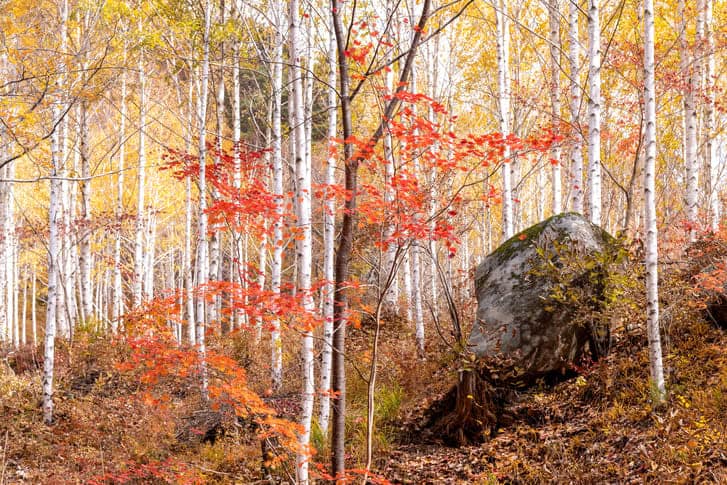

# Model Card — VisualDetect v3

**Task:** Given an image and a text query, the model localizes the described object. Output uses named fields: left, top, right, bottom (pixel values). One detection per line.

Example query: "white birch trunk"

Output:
left=112, top=50, right=127, bottom=332
left=568, top=0, right=584, bottom=213
left=319, top=10, right=337, bottom=434
left=703, top=0, right=718, bottom=231
left=185, top=71, right=196, bottom=345
left=133, top=44, right=147, bottom=307
left=587, top=0, right=601, bottom=226
left=403, top=251, right=413, bottom=324
left=255, top=228, right=267, bottom=339
left=270, top=0, right=284, bottom=393
left=496, top=0, right=513, bottom=239
left=382, top=0, right=399, bottom=312
left=79, top=101, right=93, bottom=322
left=144, top=211, right=156, bottom=300
left=13, top=239, right=19, bottom=347
left=643, top=0, right=666, bottom=403
left=409, top=66, right=426, bottom=356
left=196, top=0, right=212, bottom=397
left=21, top=268, right=27, bottom=345
left=549, top=0, right=562, bottom=214
left=680, top=0, right=698, bottom=240
left=290, top=0, right=315, bottom=480
left=208, top=9, right=226, bottom=326
left=412, top=245, right=425, bottom=356
left=32, top=268, right=37, bottom=346
left=232, top=35, right=244, bottom=331
left=43, top=0, right=68, bottom=424
left=0, top=167, right=5, bottom=344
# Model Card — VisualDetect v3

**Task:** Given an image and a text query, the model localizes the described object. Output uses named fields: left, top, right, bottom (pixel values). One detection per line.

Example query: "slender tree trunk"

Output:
left=382, top=0, right=399, bottom=313
left=255, top=227, right=267, bottom=339
left=196, top=0, right=213, bottom=397
left=643, top=0, right=666, bottom=403
left=290, top=0, right=315, bottom=480
left=270, top=0, right=284, bottom=392
left=496, top=0, right=513, bottom=239
left=330, top=0, right=432, bottom=476
left=702, top=0, right=718, bottom=231
left=11, top=213, right=18, bottom=348
left=412, top=244, right=425, bottom=355
left=112, top=49, right=127, bottom=332
left=144, top=211, right=156, bottom=300
left=319, top=9, right=337, bottom=434
left=79, top=100, right=93, bottom=322
left=0, top=166, right=6, bottom=344
left=32, top=268, right=37, bottom=346
left=680, top=0, right=698, bottom=240
left=403, top=251, right=413, bottom=324
left=231, top=34, right=243, bottom=332
left=133, top=43, right=147, bottom=307
left=21, top=269, right=26, bottom=345
left=587, top=0, right=601, bottom=225
left=568, top=0, right=584, bottom=213
left=208, top=4, right=226, bottom=326
left=549, top=0, right=562, bottom=214
left=58, top=112, right=71, bottom=339
left=185, top=70, right=196, bottom=345
left=43, top=0, right=68, bottom=424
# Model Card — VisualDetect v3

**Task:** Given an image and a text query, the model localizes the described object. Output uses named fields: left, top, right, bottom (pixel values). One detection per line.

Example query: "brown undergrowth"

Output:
left=378, top=262, right=727, bottom=484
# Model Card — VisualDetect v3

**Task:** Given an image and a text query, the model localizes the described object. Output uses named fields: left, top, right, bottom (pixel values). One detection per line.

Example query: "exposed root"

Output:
left=425, top=368, right=499, bottom=446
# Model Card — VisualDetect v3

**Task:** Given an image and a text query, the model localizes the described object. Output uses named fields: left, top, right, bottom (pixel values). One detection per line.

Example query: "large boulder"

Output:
left=469, top=213, right=617, bottom=384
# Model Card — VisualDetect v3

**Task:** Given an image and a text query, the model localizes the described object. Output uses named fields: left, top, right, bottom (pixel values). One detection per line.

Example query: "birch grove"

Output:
left=1, top=0, right=726, bottom=480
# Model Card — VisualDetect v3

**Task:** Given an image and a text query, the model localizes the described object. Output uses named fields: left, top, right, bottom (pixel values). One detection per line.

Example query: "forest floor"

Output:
left=376, top=317, right=727, bottom=483
left=1, top=264, right=726, bottom=483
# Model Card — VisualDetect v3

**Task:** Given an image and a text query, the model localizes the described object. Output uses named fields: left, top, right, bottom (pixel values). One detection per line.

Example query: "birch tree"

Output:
left=78, top=99, right=93, bottom=323
left=196, top=0, right=212, bottom=396
left=208, top=2, right=226, bottom=326
left=702, top=0, right=719, bottom=231
left=548, top=0, right=562, bottom=214
left=112, top=46, right=128, bottom=333
left=496, top=0, right=513, bottom=239
left=318, top=6, right=337, bottom=435
left=679, top=0, right=698, bottom=240
left=382, top=0, right=399, bottom=313
left=643, top=0, right=666, bottom=403
left=43, top=0, right=69, bottom=424
left=289, top=0, right=315, bottom=480
left=269, top=0, right=284, bottom=393
left=133, top=41, right=147, bottom=308
left=568, top=0, right=584, bottom=213
left=587, top=0, right=601, bottom=225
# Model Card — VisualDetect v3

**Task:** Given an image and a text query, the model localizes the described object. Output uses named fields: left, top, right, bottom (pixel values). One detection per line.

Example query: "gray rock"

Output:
left=469, top=213, right=616, bottom=383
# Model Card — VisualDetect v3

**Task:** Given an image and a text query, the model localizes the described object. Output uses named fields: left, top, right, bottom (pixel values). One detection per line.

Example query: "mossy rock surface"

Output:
left=470, top=213, right=616, bottom=384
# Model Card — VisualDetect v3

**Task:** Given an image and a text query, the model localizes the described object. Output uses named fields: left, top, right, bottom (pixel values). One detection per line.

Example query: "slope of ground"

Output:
left=378, top=310, right=727, bottom=483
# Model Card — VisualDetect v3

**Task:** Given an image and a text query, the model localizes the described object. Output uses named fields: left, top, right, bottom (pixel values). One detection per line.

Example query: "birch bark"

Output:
left=496, top=0, right=513, bottom=239
left=196, top=0, right=213, bottom=397
left=270, top=0, right=284, bottom=393
left=643, top=0, right=666, bottom=403
left=112, top=48, right=127, bottom=332
left=43, top=0, right=69, bottom=424
left=703, top=0, right=718, bottom=231
left=680, top=0, right=698, bottom=240
left=319, top=9, right=337, bottom=434
left=587, top=0, right=601, bottom=225
left=568, top=0, right=584, bottom=213
left=133, top=43, right=147, bottom=307
left=549, top=0, right=562, bottom=214
left=290, top=0, right=315, bottom=480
